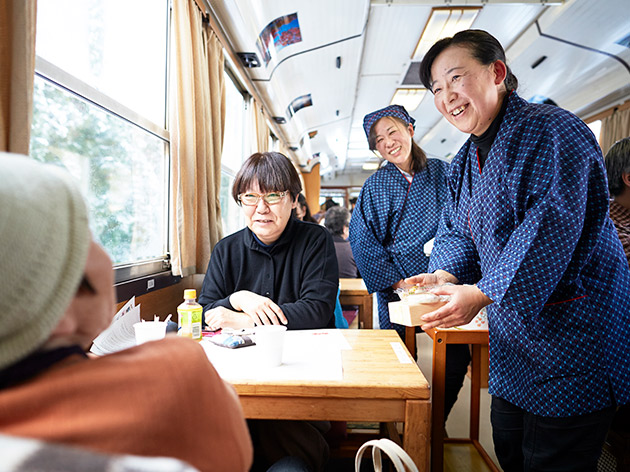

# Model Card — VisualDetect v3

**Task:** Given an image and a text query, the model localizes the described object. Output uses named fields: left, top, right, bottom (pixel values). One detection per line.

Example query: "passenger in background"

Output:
left=313, top=198, right=339, bottom=224
left=603, top=136, right=630, bottom=455
left=0, top=154, right=252, bottom=472
left=324, top=205, right=359, bottom=278
left=605, top=137, right=630, bottom=261
left=349, top=196, right=358, bottom=213
left=414, top=29, right=630, bottom=471
left=348, top=104, right=470, bottom=422
left=295, top=193, right=317, bottom=223
left=199, top=151, right=338, bottom=472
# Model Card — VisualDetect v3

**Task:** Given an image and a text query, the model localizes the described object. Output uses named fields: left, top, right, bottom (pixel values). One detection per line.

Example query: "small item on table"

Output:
left=208, top=333, right=255, bottom=349
left=388, top=285, right=451, bottom=327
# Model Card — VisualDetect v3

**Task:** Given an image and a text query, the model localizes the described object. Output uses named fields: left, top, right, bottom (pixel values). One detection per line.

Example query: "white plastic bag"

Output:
left=355, top=438, right=419, bottom=472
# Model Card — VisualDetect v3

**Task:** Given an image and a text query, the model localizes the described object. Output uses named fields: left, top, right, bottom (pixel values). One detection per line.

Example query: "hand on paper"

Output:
left=229, top=290, right=288, bottom=326
left=205, top=306, right=254, bottom=331
left=417, top=284, right=492, bottom=329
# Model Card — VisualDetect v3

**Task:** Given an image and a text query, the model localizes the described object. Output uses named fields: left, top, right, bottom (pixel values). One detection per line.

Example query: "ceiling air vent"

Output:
left=616, top=32, right=630, bottom=49
left=401, top=61, right=423, bottom=87
left=272, top=116, right=286, bottom=124
left=237, top=52, right=260, bottom=68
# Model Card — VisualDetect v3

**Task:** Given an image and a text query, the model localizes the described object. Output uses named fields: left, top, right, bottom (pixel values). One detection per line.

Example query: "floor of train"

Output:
left=327, top=331, right=623, bottom=472
left=326, top=332, right=498, bottom=471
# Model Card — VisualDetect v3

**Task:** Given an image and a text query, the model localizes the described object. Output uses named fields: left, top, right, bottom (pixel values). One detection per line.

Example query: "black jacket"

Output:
left=199, top=218, right=339, bottom=329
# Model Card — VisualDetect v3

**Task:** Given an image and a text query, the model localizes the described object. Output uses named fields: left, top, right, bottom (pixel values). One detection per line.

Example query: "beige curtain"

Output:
left=600, top=106, right=630, bottom=155
left=169, top=0, right=225, bottom=277
left=0, top=0, right=37, bottom=154
left=251, top=98, right=270, bottom=153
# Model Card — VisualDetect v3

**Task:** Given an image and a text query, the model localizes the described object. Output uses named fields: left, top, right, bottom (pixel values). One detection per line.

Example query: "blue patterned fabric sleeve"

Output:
left=476, top=109, right=607, bottom=313
left=349, top=175, right=403, bottom=293
left=428, top=193, right=482, bottom=284
left=428, top=148, right=481, bottom=283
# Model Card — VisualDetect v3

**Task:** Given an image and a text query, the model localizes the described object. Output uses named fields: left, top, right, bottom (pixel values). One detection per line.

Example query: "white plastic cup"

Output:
left=254, top=325, right=287, bottom=367
left=133, top=321, right=168, bottom=345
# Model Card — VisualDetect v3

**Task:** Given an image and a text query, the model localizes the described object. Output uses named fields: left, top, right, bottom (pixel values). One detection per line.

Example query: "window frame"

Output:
left=218, top=65, right=250, bottom=236
left=32, top=3, right=173, bottom=293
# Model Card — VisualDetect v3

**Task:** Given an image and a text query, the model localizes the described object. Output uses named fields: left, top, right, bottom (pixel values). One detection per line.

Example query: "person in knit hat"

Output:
left=348, top=104, right=471, bottom=427
left=0, top=154, right=253, bottom=472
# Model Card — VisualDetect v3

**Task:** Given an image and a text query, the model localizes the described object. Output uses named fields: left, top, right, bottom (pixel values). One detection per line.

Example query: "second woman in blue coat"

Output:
left=348, top=104, right=470, bottom=422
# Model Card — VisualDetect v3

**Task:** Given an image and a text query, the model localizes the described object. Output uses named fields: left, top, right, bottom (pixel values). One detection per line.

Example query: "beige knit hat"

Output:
left=0, top=153, right=91, bottom=370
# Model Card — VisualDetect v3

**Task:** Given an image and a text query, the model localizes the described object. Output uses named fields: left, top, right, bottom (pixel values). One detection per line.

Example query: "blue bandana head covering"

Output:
left=362, top=105, right=415, bottom=142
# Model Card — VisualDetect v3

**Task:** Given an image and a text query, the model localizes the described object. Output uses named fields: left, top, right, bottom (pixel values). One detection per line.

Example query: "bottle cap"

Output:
left=184, top=289, right=196, bottom=300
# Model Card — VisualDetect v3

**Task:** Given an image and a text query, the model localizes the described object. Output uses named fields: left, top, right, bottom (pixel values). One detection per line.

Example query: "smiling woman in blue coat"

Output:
left=348, top=105, right=472, bottom=424
left=410, top=30, right=630, bottom=472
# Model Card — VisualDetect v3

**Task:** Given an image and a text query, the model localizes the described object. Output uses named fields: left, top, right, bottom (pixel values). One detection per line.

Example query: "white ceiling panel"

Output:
left=210, top=0, right=630, bottom=182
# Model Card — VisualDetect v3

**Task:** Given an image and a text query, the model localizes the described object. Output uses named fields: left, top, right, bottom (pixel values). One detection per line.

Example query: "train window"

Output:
left=30, top=0, right=170, bottom=282
left=588, top=120, right=602, bottom=144
left=221, top=71, right=246, bottom=174
left=34, top=0, right=168, bottom=125
left=220, top=71, right=247, bottom=235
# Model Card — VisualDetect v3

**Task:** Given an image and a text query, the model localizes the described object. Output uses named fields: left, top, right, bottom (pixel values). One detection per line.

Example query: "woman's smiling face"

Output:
left=373, top=116, right=415, bottom=173
left=429, top=45, right=507, bottom=137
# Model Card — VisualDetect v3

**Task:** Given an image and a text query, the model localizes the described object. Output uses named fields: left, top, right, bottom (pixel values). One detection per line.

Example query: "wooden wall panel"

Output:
left=115, top=274, right=205, bottom=321
left=301, top=163, right=321, bottom=215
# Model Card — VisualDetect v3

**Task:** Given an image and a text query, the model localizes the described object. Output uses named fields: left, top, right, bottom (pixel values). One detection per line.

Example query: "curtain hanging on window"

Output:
left=169, top=0, right=225, bottom=277
left=600, top=105, right=630, bottom=156
left=251, top=99, right=270, bottom=153
left=0, top=0, right=36, bottom=154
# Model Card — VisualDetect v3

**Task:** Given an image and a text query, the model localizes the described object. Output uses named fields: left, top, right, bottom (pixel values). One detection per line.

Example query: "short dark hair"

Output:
left=297, top=193, right=317, bottom=223
left=232, top=152, right=302, bottom=203
left=605, top=137, right=630, bottom=197
left=367, top=115, right=427, bottom=173
left=419, top=29, right=518, bottom=94
left=324, top=206, right=351, bottom=236
left=323, top=198, right=338, bottom=211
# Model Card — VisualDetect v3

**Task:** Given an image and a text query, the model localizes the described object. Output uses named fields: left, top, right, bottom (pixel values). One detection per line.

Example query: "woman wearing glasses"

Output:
left=199, top=151, right=338, bottom=332
left=199, top=152, right=338, bottom=472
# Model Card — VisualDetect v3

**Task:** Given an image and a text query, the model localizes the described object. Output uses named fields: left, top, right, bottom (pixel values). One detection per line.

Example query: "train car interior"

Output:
left=2, top=0, right=630, bottom=470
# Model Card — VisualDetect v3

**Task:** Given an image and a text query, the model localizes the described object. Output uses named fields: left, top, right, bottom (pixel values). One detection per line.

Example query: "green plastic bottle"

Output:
left=177, top=289, right=202, bottom=341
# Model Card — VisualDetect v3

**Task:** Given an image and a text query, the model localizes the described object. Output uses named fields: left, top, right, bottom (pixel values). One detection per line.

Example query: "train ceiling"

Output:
left=208, top=0, right=630, bottom=183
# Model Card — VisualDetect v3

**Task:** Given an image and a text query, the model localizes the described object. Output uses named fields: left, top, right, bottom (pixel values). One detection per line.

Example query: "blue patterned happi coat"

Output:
left=429, top=92, right=630, bottom=416
left=349, top=159, right=449, bottom=337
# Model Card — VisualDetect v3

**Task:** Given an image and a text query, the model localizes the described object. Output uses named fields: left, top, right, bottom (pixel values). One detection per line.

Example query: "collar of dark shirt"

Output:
left=470, top=93, right=510, bottom=169
left=0, top=345, right=87, bottom=389
left=246, top=216, right=299, bottom=252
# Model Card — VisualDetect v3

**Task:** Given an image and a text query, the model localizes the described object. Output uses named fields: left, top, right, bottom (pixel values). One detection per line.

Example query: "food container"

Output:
left=388, top=292, right=447, bottom=327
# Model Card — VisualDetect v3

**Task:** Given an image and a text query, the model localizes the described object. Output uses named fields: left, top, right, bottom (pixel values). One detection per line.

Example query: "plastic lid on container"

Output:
left=184, top=289, right=197, bottom=299
left=406, top=293, right=440, bottom=304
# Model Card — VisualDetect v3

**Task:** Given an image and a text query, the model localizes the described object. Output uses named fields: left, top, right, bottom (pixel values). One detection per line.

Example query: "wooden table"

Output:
left=206, top=329, right=431, bottom=469
left=339, top=278, right=373, bottom=329
left=423, top=327, right=499, bottom=472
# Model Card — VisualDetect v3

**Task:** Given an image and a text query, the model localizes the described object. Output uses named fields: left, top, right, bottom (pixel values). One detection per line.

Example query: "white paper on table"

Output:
left=201, top=329, right=351, bottom=382
left=390, top=342, right=413, bottom=364
left=90, top=299, right=141, bottom=355
left=114, top=296, right=135, bottom=321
